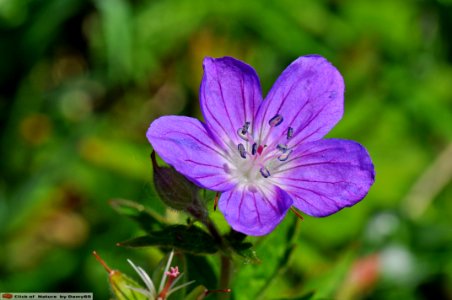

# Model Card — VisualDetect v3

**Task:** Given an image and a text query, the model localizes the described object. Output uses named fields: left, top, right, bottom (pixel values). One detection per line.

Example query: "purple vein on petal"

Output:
left=214, top=63, right=236, bottom=140
left=250, top=75, right=257, bottom=129
left=276, top=147, right=333, bottom=168
left=282, top=182, right=350, bottom=200
left=275, top=80, right=299, bottom=115
left=238, top=189, right=245, bottom=221
left=272, top=177, right=349, bottom=185
left=204, top=102, right=228, bottom=137
left=164, top=130, right=229, bottom=161
left=202, top=84, right=236, bottom=152
left=274, top=161, right=357, bottom=174
left=291, top=193, right=333, bottom=215
left=240, top=72, right=247, bottom=127
left=285, top=184, right=343, bottom=208
left=225, top=190, right=234, bottom=210
left=296, top=147, right=333, bottom=159
left=263, top=93, right=329, bottom=152
left=255, top=185, right=280, bottom=215
left=193, top=174, right=224, bottom=180
left=279, top=100, right=330, bottom=149
left=292, top=101, right=330, bottom=140
left=270, top=132, right=327, bottom=169
left=258, top=77, right=299, bottom=143
left=259, top=63, right=316, bottom=144
left=209, top=178, right=235, bottom=189
left=252, top=192, right=262, bottom=226
left=184, top=159, right=224, bottom=169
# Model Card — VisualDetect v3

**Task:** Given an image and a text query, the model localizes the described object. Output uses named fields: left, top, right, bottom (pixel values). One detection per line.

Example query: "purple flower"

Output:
left=147, top=55, right=375, bottom=236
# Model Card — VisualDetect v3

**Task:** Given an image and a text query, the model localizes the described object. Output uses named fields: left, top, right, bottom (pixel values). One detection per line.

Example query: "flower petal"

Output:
left=200, top=57, right=262, bottom=148
left=273, top=139, right=375, bottom=217
left=147, top=116, right=235, bottom=191
left=255, top=55, right=344, bottom=148
left=218, top=184, right=293, bottom=236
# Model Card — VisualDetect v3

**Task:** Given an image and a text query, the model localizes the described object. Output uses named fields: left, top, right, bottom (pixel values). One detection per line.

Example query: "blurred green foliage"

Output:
left=1, top=0, right=451, bottom=299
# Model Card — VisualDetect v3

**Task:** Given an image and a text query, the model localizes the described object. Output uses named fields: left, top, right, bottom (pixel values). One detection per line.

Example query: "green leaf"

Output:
left=255, top=244, right=297, bottom=299
left=118, top=225, right=219, bottom=254
left=186, top=254, right=217, bottom=290
left=224, top=230, right=261, bottom=264
left=109, top=198, right=165, bottom=232
left=232, top=216, right=301, bottom=299
left=307, top=249, right=356, bottom=300
left=231, top=242, right=260, bottom=265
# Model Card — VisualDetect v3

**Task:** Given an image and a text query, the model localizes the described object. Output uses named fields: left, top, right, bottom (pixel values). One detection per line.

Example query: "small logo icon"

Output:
left=2, top=294, right=13, bottom=299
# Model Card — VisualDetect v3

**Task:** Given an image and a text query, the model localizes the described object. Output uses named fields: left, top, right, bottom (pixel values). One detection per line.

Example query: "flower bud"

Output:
left=151, top=152, right=207, bottom=220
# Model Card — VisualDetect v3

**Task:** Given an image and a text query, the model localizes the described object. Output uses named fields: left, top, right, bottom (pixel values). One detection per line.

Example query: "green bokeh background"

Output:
left=1, top=0, right=451, bottom=299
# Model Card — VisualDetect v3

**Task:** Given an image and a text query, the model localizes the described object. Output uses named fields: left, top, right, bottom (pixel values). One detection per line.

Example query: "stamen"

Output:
left=238, top=143, right=247, bottom=159
left=257, top=145, right=264, bottom=155
left=251, top=143, right=258, bottom=155
left=276, top=144, right=289, bottom=153
left=237, top=128, right=248, bottom=141
left=237, top=122, right=251, bottom=141
left=259, top=166, right=271, bottom=178
left=278, top=149, right=293, bottom=161
left=287, top=127, right=294, bottom=139
left=269, top=114, right=283, bottom=127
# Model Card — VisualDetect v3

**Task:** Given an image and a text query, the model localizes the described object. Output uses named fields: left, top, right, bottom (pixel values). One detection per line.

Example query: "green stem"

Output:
left=188, top=199, right=232, bottom=298
left=219, top=255, right=232, bottom=300
left=199, top=216, right=232, bottom=299
left=203, top=218, right=224, bottom=247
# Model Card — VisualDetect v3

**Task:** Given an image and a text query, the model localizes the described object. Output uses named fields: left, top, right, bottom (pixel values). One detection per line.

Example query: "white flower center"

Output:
left=225, top=115, right=294, bottom=186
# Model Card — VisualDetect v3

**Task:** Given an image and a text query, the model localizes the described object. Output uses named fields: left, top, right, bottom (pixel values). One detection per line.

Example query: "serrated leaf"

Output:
left=109, top=198, right=165, bottom=232
left=118, top=225, right=218, bottom=254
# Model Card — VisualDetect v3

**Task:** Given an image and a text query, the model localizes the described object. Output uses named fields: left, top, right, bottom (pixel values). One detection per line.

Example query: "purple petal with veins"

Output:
left=200, top=57, right=262, bottom=150
left=254, top=55, right=344, bottom=150
left=218, top=185, right=292, bottom=236
left=272, top=139, right=375, bottom=217
left=147, top=116, right=236, bottom=192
